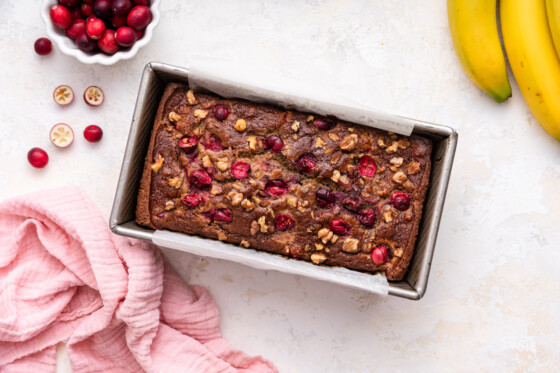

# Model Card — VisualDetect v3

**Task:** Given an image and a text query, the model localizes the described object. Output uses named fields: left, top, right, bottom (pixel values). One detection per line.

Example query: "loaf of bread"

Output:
left=136, top=83, right=432, bottom=281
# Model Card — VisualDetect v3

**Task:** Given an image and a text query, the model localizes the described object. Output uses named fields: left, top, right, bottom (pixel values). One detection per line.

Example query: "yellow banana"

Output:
left=447, top=0, right=511, bottom=102
left=501, top=0, right=560, bottom=141
left=546, top=0, right=560, bottom=58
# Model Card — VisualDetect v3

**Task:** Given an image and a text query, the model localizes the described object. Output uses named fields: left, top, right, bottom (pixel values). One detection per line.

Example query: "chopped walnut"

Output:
left=232, top=182, right=244, bottom=191
left=390, top=157, right=404, bottom=167
left=386, top=141, right=399, bottom=154
left=339, top=175, right=349, bottom=185
left=394, top=248, right=403, bottom=258
left=151, top=154, right=164, bottom=173
left=324, top=148, right=334, bottom=155
left=234, top=119, right=247, bottom=132
left=304, top=244, right=311, bottom=251
left=407, top=161, right=421, bottom=175
left=318, top=228, right=333, bottom=244
left=403, top=180, right=415, bottom=190
left=227, top=191, right=243, bottom=205
left=389, top=166, right=398, bottom=172
left=392, top=171, right=407, bottom=184
left=186, top=90, right=198, bottom=105
left=398, top=139, right=411, bottom=149
left=331, top=151, right=342, bottom=165
left=252, top=196, right=262, bottom=206
left=217, top=231, right=227, bottom=241
left=331, top=170, right=341, bottom=182
left=267, top=207, right=275, bottom=218
left=383, top=210, right=393, bottom=223
left=241, top=199, right=255, bottom=212
left=250, top=221, right=259, bottom=235
left=342, top=238, right=359, bottom=253
left=377, top=138, right=387, bottom=148
left=314, top=243, right=324, bottom=251
left=216, top=160, right=229, bottom=172
left=193, top=109, right=208, bottom=123
left=287, top=195, right=298, bottom=208
left=306, top=115, right=314, bottom=123
left=348, top=127, right=355, bottom=132
left=240, top=240, right=250, bottom=248
left=315, top=137, right=327, bottom=148
left=292, top=134, right=298, bottom=141
left=311, top=253, right=327, bottom=264
left=258, top=216, right=268, bottom=233
left=328, top=133, right=340, bottom=142
left=331, top=234, right=339, bottom=243
left=165, top=200, right=175, bottom=210
left=340, top=134, right=358, bottom=151
left=202, top=155, right=213, bottom=169
left=168, top=177, right=182, bottom=189
left=247, top=136, right=258, bottom=151
left=210, top=184, right=223, bottom=195
left=168, top=112, right=182, bottom=122
left=291, top=120, right=300, bottom=132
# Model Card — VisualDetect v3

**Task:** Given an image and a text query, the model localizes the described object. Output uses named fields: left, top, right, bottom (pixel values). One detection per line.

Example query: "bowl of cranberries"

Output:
left=41, top=0, right=160, bottom=65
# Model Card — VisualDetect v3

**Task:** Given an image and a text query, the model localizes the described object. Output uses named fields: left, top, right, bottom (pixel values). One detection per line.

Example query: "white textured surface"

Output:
left=2, top=1, right=560, bottom=372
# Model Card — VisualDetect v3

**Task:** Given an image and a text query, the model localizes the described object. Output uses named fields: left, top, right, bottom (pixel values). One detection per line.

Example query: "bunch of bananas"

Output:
left=448, top=0, right=560, bottom=141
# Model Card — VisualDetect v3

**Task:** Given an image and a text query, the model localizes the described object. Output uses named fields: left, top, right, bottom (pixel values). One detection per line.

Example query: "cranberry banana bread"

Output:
left=136, top=83, right=432, bottom=281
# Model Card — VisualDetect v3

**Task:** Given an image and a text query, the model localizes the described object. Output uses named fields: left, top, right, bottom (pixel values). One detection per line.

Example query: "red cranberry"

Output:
left=27, top=148, right=49, bottom=168
left=210, top=208, right=232, bottom=222
left=115, top=26, right=136, bottom=47
left=83, top=125, right=103, bottom=142
left=93, top=0, right=112, bottom=19
left=274, top=214, right=294, bottom=231
left=343, top=197, right=362, bottom=212
left=50, top=5, right=72, bottom=29
left=315, top=188, right=336, bottom=208
left=136, top=29, right=144, bottom=39
left=182, top=193, right=202, bottom=208
left=98, top=29, right=119, bottom=54
left=330, top=219, right=351, bottom=236
left=65, top=19, right=86, bottom=39
left=371, top=245, right=389, bottom=264
left=203, top=135, right=224, bottom=151
left=264, top=135, right=284, bottom=153
left=34, top=38, right=53, bottom=55
left=83, top=0, right=95, bottom=3
left=296, top=154, right=316, bottom=174
left=70, top=7, right=83, bottom=21
left=190, top=169, right=212, bottom=188
left=313, top=116, right=337, bottom=130
left=358, top=209, right=376, bottom=227
left=357, top=155, right=377, bottom=177
left=178, top=135, right=198, bottom=153
left=112, top=0, right=131, bottom=16
left=132, top=0, right=150, bottom=5
left=60, top=0, right=80, bottom=7
left=231, top=161, right=251, bottom=179
left=86, top=17, right=106, bottom=40
left=213, top=105, right=230, bottom=121
left=391, top=191, right=411, bottom=211
left=111, top=15, right=127, bottom=28
left=76, top=31, right=96, bottom=52
left=265, top=180, right=288, bottom=196
left=81, top=3, right=94, bottom=17
left=127, top=5, right=152, bottom=30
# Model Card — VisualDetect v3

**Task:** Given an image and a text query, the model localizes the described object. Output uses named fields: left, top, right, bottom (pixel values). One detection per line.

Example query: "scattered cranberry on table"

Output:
left=34, top=38, right=53, bottom=55
left=83, top=125, right=103, bottom=142
left=84, top=86, right=104, bottom=106
left=27, top=148, right=49, bottom=168
left=53, top=85, right=74, bottom=106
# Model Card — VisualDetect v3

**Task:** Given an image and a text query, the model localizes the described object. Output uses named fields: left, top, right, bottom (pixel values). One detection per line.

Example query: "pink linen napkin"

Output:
left=0, top=187, right=277, bottom=373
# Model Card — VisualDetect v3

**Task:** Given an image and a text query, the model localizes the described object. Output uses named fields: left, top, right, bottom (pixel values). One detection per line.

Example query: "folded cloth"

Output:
left=0, top=187, right=277, bottom=373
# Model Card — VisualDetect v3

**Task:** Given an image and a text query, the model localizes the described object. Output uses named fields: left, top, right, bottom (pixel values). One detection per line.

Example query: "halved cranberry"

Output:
left=264, top=135, right=284, bottom=153
left=210, top=208, right=232, bottom=222
left=231, top=161, right=251, bottom=179
left=178, top=135, right=198, bottom=153
left=371, top=245, right=389, bottom=264
left=204, top=135, right=224, bottom=151
left=182, top=193, right=202, bottom=207
left=358, top=209, right=376, bottom=227
left=391, top=191, right=411, bottom=211
left=296, top=154, right=316, bottom=174
left=189, top=169, right=212, bottom=188
left=265, top=180, right=288, bottom=196
left=313, top=116, right=337, bottom=130
left=357, top=155, right=377, bottom=177
left=213, top=105, right=229, bottom=120
left=274, top=214, right=294, bottom=231
left=315, top=188, right=336, bottom=208
left=343, top=197, right=362, bottom=212
left=330, top=219, right=351, bottom=236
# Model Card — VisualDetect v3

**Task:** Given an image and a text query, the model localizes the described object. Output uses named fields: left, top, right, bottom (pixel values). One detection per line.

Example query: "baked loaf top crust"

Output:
left=137, top=83, right=432, bottom=281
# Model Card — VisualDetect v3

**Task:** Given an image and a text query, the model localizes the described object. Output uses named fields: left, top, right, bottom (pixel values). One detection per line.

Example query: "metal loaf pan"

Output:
left=110, top=62, right=458, bottom=300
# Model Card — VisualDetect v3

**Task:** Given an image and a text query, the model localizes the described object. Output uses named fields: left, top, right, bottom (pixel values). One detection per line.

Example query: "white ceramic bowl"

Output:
left=41, top=0, right=160, bottom=65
